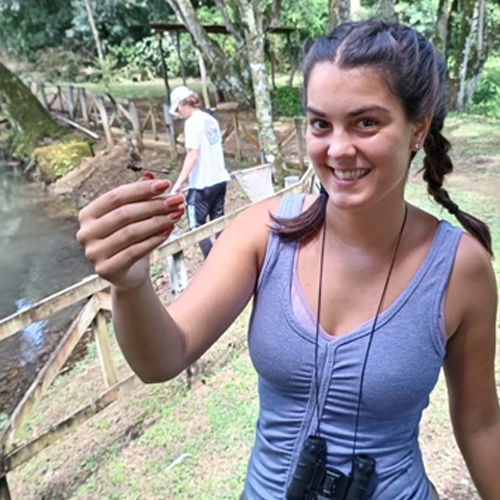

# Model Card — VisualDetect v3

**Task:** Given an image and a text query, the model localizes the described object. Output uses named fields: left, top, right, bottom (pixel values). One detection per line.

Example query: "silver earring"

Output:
left=415, top=140, right=422, bottom=150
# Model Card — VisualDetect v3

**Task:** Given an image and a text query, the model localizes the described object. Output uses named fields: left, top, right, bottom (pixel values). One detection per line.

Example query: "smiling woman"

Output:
left=76, top=19, right=500, bottom=500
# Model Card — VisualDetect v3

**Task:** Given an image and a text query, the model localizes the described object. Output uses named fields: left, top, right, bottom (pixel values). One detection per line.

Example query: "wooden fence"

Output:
left=27, top=83, right=307, bottom=169
left=0, top=164, right=315, bottom=499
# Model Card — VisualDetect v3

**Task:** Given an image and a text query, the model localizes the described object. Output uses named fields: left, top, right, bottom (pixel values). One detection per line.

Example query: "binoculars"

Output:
left=286, top=436, right=375, bottom=500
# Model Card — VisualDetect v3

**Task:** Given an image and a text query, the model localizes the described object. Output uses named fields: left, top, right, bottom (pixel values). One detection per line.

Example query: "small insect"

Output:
left=125, top=161, right=169, bottom=176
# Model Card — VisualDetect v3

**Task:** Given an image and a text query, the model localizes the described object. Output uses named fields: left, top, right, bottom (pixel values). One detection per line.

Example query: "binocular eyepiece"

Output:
left=286, top=436, right=375, bottom=500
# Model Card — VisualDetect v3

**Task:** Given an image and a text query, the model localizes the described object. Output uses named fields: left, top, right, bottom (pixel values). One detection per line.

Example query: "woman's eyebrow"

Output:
left=306, top=105, right=392, bottom=117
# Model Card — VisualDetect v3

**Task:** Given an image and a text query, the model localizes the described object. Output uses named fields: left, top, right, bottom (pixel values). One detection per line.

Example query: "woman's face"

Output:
left=305, top=62, right=425, bottom=213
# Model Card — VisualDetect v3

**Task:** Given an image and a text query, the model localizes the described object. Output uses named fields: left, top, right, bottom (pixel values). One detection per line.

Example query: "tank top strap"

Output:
left=256, top=194, right=304, bottom=292
left=413, top=220, right=463, bottom=355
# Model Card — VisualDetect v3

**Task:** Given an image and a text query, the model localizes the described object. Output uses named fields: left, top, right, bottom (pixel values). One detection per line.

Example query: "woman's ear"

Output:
left=411, top=115, right=433, bottom=152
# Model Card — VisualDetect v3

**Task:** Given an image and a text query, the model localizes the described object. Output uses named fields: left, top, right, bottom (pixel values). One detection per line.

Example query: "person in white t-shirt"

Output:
left=170, top=86, right=231, bottom=258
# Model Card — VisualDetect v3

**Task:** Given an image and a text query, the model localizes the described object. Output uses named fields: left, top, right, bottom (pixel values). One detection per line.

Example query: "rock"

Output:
left=33, top=141, right=94, bottom=182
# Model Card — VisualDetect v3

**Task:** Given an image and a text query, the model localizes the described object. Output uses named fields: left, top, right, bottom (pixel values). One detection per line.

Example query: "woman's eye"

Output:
left=310, top=119, right=330, bottom=131
left=358, top=118, right=378, bottom=128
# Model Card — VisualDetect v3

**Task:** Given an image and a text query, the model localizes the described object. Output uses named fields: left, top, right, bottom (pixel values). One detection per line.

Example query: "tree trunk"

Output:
left=351, top=0, right=361, bottom=21
left=240, top=0, right=286, bottom=184
left=82, top=0, right=104, bottom=61
left=379, top=0, right=396, bottom=21
left=165, top=0, right=251, bottom=103
left=436, top=0, right=449, bottom=59
left=456, top=0, right=480, bottom=112
left=0, top=61, right=66, bottom=156
left=329, top=0, right=350, bottom=30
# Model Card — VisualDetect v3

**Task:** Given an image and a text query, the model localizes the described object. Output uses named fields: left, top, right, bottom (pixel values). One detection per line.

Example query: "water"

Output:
left=0, top=158, right=94, bottom=417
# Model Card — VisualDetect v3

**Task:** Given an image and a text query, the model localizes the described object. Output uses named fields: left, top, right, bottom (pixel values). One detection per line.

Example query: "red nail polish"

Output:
left=152, top=180, right=171, bottom=193
left=170, top=209, right=185, bottom=219
left=141, top=172, right=155, bottom=180
left=165, top=195, right=184, bottom=207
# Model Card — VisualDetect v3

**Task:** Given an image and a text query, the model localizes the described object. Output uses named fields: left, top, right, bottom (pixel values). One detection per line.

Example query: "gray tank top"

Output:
left=243, top=194, right=463, bottom=500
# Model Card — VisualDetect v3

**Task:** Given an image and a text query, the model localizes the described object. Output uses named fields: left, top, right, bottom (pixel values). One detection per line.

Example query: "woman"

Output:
left=77, top=20, right=500, bottom=500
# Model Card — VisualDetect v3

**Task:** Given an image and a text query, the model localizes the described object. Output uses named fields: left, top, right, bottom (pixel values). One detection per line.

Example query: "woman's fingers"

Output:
left=84, top=206, right=185, bottom=264
left=79, top=179, right=171, bottom=221
left=79, top=194, right=185, bottom=242
left=93, top=232, right=171, bottom=283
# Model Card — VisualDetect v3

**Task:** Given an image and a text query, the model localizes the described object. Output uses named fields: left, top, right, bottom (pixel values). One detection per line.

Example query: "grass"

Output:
left=8, top=113, right=500, bottom=499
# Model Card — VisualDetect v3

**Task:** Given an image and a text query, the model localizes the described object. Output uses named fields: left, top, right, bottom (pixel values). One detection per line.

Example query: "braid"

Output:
left=422, top=116, right=493, bottom=256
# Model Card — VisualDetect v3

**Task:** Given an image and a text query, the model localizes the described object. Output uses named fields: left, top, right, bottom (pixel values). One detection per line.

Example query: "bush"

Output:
left=469, top=66, right=500, bottom=119
left=35, top=48, right=91, bottom=83
left=271, top=86, right=303, bottom=118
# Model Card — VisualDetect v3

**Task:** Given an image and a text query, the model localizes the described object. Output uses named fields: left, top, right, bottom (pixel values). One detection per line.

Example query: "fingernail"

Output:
left=141, top=172, right=155, bottom=180
left=161, top=227, right=174, bottom=237
left=169, top=208, right=185, bottom=219
left=165, top=195, right=184, bottom=207
left=152, top=180, right=171, bottom=193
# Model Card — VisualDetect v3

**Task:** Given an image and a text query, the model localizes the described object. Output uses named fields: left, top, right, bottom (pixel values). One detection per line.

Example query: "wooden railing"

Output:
left=26, top=82, right=307, bottom=169
left=0, top=164, right=315, bottom=499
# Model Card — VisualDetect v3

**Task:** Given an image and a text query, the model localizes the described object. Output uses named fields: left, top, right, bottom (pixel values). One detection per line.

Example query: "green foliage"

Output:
left=271, top=86, right=303, bottom=118
left=469, top=59, right=500, bottom=119
left=34, top=48, right=91, bottom=83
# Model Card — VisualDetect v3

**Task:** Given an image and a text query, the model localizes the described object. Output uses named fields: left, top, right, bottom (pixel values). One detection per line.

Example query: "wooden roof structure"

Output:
left=148, top=22, right=295, bottom=36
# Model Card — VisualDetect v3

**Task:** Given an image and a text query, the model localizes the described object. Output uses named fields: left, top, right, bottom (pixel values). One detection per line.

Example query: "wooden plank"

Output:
left=0, top=275, right=107, bottom=342
left=278, top=126, right=296, bottom=148
left=240, top=122, right=260, bottom=149
left=67, top=86, right=75, bottom=120
left=1, top=375, right=140, bottom=474
left=233, top=113, right=241, bottom=160
left=95, top=96, right=114, bottom=149
left=80, top=88, right=90, bottom=127
left=141, top=109, right=152, bottom=133
left=151, top=105, right=158, bottom=141
left=221, top=123, right=234, bottom=143
left=38, top=83, right=49, bottom=110
left=98, top=292, right=112, bottom=311
left=94, top=311, right=118, bottom=388
left=128, top=101, right=144, bottom=151
left=0, top=294, right=101, bottom=448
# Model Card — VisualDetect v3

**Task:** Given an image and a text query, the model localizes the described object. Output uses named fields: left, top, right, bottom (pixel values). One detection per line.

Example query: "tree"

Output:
left=0, top=61, right=66, bottom=156
left=329, top=0, right=351, bottom=29
left=82, top=0, right=104, bottom=61
left=165, top=0, right=251, bottom=103
left=379, top=0, right=396, bottom=21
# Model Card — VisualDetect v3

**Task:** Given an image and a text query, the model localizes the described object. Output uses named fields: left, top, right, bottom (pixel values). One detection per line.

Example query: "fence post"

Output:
left=233, top=113, right=241, bottom=161
left=294, top=117, right=306, bottom=173
left=80, top=88, right=90, bottom=127
left=38, top=83, right=49, bottom=111
left=166, top=232, right=200, bottom=387
left=67, top=86, right=75, bottom=120
left=150, top=103, right=158, bottom=141
left=0, top=476, right=11, bottom=500
left=128, top=101, right=144, bottom=152
left=95, top=96, right=114, bottom=149
left=93, top=310, right=118, bottom=388
left=57, top=85, right=65, bottom=113
left=163, top=103, right=178, bottom=161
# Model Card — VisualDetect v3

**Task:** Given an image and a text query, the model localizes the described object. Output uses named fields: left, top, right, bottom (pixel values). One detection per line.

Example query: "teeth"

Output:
left=335, top=169, right=369, bottom=180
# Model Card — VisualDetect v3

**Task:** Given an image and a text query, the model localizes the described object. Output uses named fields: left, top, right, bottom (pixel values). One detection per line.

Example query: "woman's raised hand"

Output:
left=76, top=178, right=185, bottom=291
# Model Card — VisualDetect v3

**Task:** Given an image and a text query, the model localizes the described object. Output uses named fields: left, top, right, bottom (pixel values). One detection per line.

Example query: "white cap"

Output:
left=169, top=86, right=194, bottom=114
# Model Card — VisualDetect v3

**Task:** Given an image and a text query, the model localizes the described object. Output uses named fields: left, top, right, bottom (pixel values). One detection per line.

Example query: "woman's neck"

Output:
left=324, top=198, right=409, bottom=253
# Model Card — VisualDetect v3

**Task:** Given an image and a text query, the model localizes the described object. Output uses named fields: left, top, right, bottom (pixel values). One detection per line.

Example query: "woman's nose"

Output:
left=327, top=130, right=356, bottom=160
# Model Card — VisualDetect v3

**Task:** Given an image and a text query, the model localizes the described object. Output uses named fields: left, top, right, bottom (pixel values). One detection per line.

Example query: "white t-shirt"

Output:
left=184, top=110, right=231, bottom=190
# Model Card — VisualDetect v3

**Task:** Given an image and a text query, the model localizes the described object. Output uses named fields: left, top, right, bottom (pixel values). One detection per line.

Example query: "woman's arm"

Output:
left=444, top=234, right=500, bottom=499
left=77, top=178, right=279, bottom=383
left=113, top=199, right=276, bottom=382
